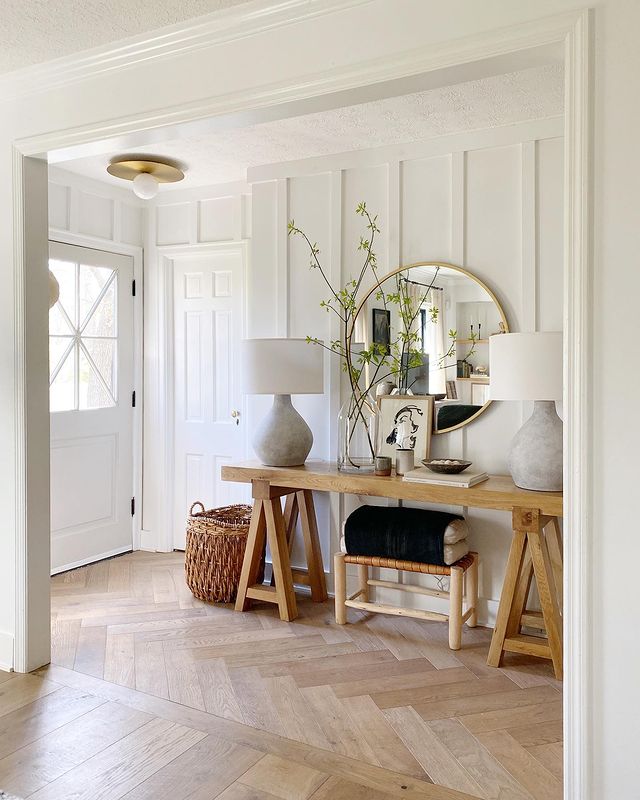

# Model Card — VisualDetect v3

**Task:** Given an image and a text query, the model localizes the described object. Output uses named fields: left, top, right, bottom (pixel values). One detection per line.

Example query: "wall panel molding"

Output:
left=276, top=178, right=290, bottom=337
left=388, top=161, right=400, bottom=269
left=451, top=150, right=465, bottom=264
left=521, top=139, right=538, bottom=332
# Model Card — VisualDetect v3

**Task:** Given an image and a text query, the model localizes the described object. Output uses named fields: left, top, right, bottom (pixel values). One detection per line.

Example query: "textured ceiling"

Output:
left=0, top=0, right=254, bottom=73
left=59, top=64, right=564, bottom=190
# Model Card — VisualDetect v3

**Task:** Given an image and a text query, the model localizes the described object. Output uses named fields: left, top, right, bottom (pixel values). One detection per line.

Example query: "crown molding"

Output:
left=0, top=0, right=372, bottom=101
left=17, top=10, right=579, bottom=159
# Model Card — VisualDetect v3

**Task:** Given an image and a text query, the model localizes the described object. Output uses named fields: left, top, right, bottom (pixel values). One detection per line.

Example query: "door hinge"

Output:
left=131, top=390, right=136, bottom=408
left=131, top=497, right=135, bottom=517
left=132, top=279, right=136, bottom=297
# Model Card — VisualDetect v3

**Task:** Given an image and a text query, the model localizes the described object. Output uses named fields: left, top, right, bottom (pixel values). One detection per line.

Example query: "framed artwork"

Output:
left=377, top=394, right=434, bottom=462
left=446, top=380, right=458, bottom=400
left=372, top=308, right=391, bottom=354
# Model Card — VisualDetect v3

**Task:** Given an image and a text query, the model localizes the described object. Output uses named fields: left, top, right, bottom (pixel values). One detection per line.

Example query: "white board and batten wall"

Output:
left=246, top=118, right=564, bottom=625
left=48, top=167, right=145, bottom=248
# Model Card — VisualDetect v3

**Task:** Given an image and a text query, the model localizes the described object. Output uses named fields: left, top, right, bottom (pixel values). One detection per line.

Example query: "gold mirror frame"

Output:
left=348, top=261, right=510, bottom=435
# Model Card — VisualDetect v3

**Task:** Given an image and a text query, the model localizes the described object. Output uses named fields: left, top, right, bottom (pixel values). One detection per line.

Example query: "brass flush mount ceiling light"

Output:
left=107, top=156, right=185, bottom=199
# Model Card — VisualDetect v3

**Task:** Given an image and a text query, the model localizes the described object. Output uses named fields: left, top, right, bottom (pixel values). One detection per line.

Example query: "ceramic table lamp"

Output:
left=490, top=332, right=563, bottom=491
left=241, top=338, right=324, bottom=466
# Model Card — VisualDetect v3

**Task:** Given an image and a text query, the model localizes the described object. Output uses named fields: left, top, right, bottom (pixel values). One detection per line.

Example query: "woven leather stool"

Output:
left=334, top=551, right=479, bottom=650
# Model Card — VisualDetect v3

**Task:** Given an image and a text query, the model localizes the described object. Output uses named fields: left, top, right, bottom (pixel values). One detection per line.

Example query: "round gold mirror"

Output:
left=349, top=261, right=509, bottom=434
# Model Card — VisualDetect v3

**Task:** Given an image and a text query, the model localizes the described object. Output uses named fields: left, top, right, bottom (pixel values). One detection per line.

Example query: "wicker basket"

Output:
left=185, top=502, right=262, bottom=603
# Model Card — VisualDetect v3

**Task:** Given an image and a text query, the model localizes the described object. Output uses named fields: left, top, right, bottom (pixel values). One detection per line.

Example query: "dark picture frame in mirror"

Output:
left=372, top=308, right=391, bottom=355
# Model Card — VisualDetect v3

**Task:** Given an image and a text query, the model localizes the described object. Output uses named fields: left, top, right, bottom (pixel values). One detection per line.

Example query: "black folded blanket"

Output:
left=344, top=505, right=463, bottom=566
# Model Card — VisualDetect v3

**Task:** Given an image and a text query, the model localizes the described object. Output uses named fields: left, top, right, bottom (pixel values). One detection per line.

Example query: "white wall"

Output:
left=1, top=1, right=640, bottom=796
left=244, top=119, right=564, bottom=623
left=143, top=182, right=252, bottom=551
left=48, top=167, right=145, bottom=248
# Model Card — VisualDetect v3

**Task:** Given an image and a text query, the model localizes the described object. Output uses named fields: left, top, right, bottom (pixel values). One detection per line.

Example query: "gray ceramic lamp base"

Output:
left=508, top=400, right=563, bottom=491
left=252, top=394, right=313, bottom=467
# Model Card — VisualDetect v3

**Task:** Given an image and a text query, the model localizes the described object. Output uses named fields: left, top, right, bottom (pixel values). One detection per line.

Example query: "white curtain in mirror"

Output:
left=425, top=288, right=446, bottom=395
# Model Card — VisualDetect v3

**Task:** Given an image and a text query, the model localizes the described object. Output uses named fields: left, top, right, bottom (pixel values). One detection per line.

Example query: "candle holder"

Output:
left=374, top=456, right=392, bottom=476
left=395, top=449, right=415, bottom=476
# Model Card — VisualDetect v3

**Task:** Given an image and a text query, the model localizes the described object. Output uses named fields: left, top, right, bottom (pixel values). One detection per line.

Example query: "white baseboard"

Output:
left=0, top=631, right=14, bottom=672
left=478, top=598, right=499, bottom=629
left=138, top=530, right=159, bottom=552
left=50, top=546, right=132, bottom=575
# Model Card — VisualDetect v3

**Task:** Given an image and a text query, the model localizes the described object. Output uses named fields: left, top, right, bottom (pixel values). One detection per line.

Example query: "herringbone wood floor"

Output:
left=44, top=551, right=563, bottom=799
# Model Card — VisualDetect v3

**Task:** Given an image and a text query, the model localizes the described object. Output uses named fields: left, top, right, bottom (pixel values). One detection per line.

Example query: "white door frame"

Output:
left=11, top=8, right=592, bottom=799
left=148, top=240, right=249, bottom=554
left=49, top=233, right=144, bottom=552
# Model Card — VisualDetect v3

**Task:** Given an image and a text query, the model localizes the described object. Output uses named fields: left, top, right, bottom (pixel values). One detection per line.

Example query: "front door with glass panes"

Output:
left=49, top=241, right=135, bottom=573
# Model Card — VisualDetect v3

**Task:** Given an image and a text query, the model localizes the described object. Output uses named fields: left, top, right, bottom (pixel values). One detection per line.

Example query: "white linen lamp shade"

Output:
left=240, top=338, right=324, bottom=466
left=241, top=338, right=323, bottom=395
left=489, top=332, right=563, bottom=491
left=490, top=332, right=562, bottom=401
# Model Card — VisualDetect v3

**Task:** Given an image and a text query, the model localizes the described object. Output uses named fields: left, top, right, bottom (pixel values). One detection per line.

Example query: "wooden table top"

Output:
left=221, top=461, right=563, bottom=517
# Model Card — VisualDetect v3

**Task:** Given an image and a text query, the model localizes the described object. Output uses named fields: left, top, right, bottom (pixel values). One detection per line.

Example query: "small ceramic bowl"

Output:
left=422, top=459, right=472, bottom=474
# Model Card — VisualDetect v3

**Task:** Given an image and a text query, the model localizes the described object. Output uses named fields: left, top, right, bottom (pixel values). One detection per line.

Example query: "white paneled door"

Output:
left=49, top=242, right=135, bottom=573
left=173, top=247, right=248, bottom=549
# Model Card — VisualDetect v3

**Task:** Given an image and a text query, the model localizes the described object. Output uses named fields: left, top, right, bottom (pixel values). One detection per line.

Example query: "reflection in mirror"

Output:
left=353, top=262, right=508, bottom=434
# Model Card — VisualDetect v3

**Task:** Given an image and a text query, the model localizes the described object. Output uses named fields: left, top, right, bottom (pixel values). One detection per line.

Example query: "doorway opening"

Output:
left=10, top=7, right=582, bottom=800
left=45, top=52, right=568, bottom=800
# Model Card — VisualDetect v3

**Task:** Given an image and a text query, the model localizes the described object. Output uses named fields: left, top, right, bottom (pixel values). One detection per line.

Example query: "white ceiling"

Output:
left=0, top=0, right=254, bottom=74
left=58, top=64, right=564, bottom=191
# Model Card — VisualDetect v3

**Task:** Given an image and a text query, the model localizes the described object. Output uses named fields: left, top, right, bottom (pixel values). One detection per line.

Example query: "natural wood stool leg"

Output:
left=528, top=529, right=563, bottom=679
left=235, top=498, right=267, bottom=612
left=264, top=495, right=297, bottom=621
left=298, top=490, right=328, bottom=602
left=334, top=552, right=347, bottom=624
left=487, top=528, right=527, bottom=667
left=449, top=565, right=464, bottom=650
left=466, top=553, right=478, bottom=627
left=357, top=564, right=369, bottom=602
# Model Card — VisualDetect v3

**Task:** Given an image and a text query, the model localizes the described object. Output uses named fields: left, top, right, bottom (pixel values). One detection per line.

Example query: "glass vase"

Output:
left=337, top=391, right=380, bottom=472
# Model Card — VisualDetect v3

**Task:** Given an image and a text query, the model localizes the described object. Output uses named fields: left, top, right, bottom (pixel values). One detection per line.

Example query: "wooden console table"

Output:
left=221, top=461, right=563, bottom=677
